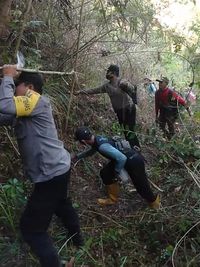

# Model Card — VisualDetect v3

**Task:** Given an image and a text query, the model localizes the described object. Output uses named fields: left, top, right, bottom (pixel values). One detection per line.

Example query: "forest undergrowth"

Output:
left=1, top=0, right=200, bottom=266
left=0, top=92, right=200, bottom=267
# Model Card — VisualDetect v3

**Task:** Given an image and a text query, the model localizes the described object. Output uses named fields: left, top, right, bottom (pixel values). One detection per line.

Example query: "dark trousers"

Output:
left=159, top=108, right=178, bottom=139
left=20, top=170, right=81, bottom=267
left=100, top=150, right=155, bottom=203
left=115, top=105, right=140, bottom=148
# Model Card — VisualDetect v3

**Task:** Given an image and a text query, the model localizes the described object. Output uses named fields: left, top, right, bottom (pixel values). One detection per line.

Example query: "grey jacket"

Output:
left=0, top=76, right=70, bottom=183
left=80, top=78, right=137, bottom=111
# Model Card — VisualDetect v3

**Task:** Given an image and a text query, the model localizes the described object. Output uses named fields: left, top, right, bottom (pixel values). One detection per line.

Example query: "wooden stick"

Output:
left=0, top=66, right=75, bottom=75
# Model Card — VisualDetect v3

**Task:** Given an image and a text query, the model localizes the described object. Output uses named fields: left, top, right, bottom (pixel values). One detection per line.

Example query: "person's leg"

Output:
left=124, top=106, right=140, bottom=148
left=56, top=197, right=83, bottom=247
left=20, top=180, right=61, bottom=267
left=125, top=151, right=158, bottom=204
left=116, top=107, right=140, bottom=148
left=22, top=233, right=60, bottom=267
left=48, top=171, right=83, bottom=247
left=98, top=161, right=120, bottom=205
left=100, top=161, right=116, bottom=185
left=158, top=110, right=168, bottom=137
left=166, top=113, right=177, bottom=139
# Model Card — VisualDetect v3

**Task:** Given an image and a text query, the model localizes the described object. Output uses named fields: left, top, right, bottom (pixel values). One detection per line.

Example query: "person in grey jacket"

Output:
left=0, top=65, right=83, bottom=267
left=75, top=64, right=140, bottom=148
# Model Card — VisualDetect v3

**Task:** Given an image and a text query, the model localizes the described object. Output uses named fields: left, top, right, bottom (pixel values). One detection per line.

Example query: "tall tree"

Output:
left=0, top=0, right=12, bottom=37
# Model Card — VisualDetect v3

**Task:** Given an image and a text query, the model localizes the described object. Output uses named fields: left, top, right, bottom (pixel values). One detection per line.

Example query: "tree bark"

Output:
left=0, top=0, right=13, bottom=37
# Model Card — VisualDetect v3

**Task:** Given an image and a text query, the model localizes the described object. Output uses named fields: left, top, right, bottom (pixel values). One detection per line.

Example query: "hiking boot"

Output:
left=149, top=195, right=161, bottom=210
left=97, top=183, right=119, bottom=206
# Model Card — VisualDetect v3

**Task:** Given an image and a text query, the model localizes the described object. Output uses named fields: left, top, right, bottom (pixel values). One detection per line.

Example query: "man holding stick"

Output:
left=0, top=65, right=83, bottom=267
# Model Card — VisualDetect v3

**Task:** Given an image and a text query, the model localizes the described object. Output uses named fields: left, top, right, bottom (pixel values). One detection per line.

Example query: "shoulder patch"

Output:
left=14, top=90, right=40, bottom=116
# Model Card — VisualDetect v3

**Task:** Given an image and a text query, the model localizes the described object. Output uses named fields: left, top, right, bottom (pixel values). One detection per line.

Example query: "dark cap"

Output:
left=74, top=127, right=92, bottom=141
left=156, top=76, right=169, bottom=84
left=107, top=64, right=119, bottom=76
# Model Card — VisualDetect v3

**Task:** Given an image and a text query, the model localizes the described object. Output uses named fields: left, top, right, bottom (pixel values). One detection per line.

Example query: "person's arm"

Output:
left=75, top=147, right=97, bottom=161
left=119, top=80, right=137, bottom=104
left=172, top=91, right=186, bottom=106
left=0, top=65, right=41, bottom=117
left=75, top=84, right=107, bottom=95
left=0, top=75, right=17, bottom=115
left=172, top=91, right=191, bottom=116
left=98, top=143, right=127, bottom=173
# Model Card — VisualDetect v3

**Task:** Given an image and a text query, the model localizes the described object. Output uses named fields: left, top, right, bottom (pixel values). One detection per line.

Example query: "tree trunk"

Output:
left=0, top=0, right=13, bottom=37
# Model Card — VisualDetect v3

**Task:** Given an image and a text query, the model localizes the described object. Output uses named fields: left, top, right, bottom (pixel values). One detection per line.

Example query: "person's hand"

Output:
left=71, top=153, right=78, bottom=164
left=66, top=257, right=75, bottom=267
left=2, top=64, right=18, bottom=78
left=186, top=106, right=192, bottom=117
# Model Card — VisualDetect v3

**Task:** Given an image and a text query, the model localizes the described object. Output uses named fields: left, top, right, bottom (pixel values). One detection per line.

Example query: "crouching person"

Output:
left=74, top=127, right=160, bottom=209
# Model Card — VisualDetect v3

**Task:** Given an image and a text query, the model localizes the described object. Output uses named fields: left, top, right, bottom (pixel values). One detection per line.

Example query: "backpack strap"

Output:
left=167, top=89, right=179, bottom=107
left=112, top=136, right=131, bottom=153
left=118, top=79, right=137, bottom=104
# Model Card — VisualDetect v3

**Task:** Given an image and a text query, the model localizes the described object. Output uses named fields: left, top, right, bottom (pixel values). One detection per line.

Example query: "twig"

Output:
left=171, top=220, right=200, bottom=267
left=58, top=233, right=76, bottom=254
left=177, top=156, right=200, bottom=189
left=100, top=233, right=105, bottom=267
left=148, top=178, right=164, bottom=192
left=3, top=127, right=20, bottom=157
left=0, top=66, right=75, bottom=75
left=85, top=210, right=127, bottom=229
